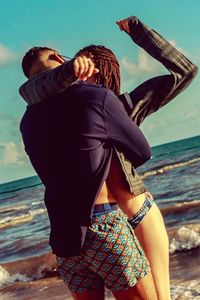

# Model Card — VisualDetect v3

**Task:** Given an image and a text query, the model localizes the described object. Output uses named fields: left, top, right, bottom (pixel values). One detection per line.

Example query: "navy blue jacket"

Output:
left=20, top=82, right=151, bottom=257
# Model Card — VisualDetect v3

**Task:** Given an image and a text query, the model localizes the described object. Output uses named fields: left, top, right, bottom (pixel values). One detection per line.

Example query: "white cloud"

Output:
left=0, top=142, right=26, bottom=166
left=0, top=44, right=16, bottom=66
left=120, top=39, right=188, bottom=91
left=121, top=49, right=162, bottom=79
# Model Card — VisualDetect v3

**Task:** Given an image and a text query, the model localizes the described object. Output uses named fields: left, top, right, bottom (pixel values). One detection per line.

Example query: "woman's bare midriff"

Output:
left=95, top=156, right=147, bottom=214
left=95, top=182, right=117, bottom=204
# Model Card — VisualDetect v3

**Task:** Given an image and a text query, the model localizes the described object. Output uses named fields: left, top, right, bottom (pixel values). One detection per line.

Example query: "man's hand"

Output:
left=116, top=18, right=131, bottom=34
left=73, top=56, right=99, bottom=81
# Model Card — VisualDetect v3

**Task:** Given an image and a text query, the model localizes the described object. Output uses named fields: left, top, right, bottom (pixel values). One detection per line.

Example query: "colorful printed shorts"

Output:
left=56, top=206, right=150, bottom=293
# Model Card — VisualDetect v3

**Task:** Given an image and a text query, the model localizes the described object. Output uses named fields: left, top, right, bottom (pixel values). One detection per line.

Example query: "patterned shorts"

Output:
left=56, top=207, right=150, bottom=293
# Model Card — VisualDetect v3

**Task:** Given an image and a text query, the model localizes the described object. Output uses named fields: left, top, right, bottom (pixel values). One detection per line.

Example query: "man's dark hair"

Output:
left=21, top=46, right=55, bottom=78
left=75, top=45, right=120, bottom=96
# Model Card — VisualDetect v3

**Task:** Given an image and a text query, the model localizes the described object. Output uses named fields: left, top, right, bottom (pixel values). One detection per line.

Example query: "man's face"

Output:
left=29, top=49, right=65, bottom=77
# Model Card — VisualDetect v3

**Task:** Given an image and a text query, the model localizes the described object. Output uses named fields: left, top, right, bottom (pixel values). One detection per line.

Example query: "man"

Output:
left=19, top=15, right=197, bottom=300
left=20, top=43, right=161, bottom=299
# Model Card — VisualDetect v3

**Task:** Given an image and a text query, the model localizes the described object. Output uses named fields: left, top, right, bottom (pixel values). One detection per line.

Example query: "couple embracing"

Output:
left=19, top=15, right=197, bottom=300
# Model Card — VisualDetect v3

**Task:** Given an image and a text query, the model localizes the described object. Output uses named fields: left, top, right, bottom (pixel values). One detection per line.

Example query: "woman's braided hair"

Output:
left=75, top=45, right=120, bottom=96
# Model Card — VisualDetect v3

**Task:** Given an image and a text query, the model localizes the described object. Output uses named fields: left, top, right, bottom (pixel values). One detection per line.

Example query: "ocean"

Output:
left=0, top=135, right=200, bottom=299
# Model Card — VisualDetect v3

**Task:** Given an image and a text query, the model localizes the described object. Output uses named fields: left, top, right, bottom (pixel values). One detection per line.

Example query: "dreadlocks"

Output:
left=75, top=45, right=120, bottom=96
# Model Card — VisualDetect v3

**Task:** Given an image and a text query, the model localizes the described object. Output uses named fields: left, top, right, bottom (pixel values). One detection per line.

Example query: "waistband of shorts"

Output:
left=92, top=203, right=119, bottom=218
left=93, top=203, right=118, bottom=213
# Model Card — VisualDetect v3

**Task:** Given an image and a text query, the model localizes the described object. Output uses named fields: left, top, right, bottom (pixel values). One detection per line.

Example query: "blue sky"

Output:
left=0, top=0, right=200, bottom=183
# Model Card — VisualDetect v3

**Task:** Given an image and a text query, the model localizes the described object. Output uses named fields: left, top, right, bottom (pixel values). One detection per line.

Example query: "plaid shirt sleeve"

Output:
left=119, top=16, right=198, bottom=125
left=19, top=59, right=77, bottom=105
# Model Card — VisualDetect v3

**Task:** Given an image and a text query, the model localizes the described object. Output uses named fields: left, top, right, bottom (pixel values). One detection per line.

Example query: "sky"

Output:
left=0, top=0, right=200, bottom=183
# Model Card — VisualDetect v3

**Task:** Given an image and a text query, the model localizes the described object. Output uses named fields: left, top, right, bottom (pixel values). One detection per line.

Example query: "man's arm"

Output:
left=118, top=16, right=198, bottom=125
left=19, top=60, right=76, bottom=105
left=19, top=57, right=98, bottom=105
left=104, top=90, right=151, bottom=168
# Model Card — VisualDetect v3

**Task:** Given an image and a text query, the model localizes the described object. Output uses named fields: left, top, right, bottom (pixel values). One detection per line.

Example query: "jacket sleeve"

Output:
left=19, top=59, right=78, bottom=105
left=119, top=16, right=198, bottom=126
left=104, top=90, right=151, bottom=168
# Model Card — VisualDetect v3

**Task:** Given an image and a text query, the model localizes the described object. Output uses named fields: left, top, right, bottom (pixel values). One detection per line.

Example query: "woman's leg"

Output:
left=134, top=201, right=171, bottom=300
left=107, top=158, right=171, bottom=299
left=116, top=194, right=170, bottom=300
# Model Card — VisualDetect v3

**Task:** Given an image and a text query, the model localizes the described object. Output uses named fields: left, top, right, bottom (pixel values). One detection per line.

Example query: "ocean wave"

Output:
left=31, top=200, right=43, bottom=206
left=0, top=183, right=42, bottom=195
left=171, top=280, right=200, bottom=300
left=141, top=156, right=200, bottom=179
left=0, top=208, right=47, bottom=229
left=29, top=208, right=47, bottom=216
left=0, top=253, right=57, bottom=286
left=154, top=145, right=199, bottom=159
left=161, top=200, right=200, bottom=215
left=0, top=266, right=30, bottom=286
left=169, top=224, right=200, bottom=254
left=0, top=205, right=28, bottom=214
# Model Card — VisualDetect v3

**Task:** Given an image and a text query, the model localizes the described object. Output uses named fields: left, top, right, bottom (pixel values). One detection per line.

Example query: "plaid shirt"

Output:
left=19, top=16, right=197, bottom=196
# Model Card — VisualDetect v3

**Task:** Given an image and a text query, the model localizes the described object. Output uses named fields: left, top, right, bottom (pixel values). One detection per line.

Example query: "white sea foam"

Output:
left=0, top=266, right=30, bottom=286
left=141, top=156, right=200, bottom=179
left=171, top=280, right=200, bottom=299
left=0, top=205, right=28, bottom=214
left=0, top=208, right=47, bottom=228
left=169, top=226, right=200, bottom=254
left=31, top=200, right=43, bottom=206
left=29, top=208, right=46, bottom=216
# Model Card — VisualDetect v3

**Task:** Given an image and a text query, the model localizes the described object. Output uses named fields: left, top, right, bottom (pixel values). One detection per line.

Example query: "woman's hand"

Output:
left=116, top=18, right=131, bottom=34
left=73, top=56, right=99, bottom=81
